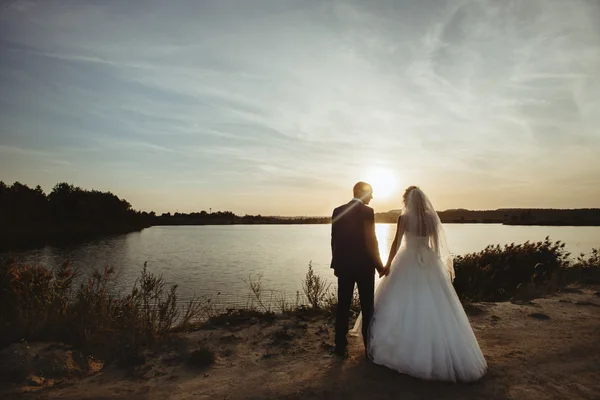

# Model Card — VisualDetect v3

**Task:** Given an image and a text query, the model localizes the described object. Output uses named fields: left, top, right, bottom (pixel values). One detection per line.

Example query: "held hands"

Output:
left=378, top=264, right=391, bottom=278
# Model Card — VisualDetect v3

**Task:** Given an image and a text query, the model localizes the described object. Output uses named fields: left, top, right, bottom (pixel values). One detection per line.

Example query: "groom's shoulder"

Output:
left=332, top=201, right=356, bottom=215
left=333, top=202, right=350, bottom=214
left=332, top=204, right=343, bottom=216
left=332, top=201, right=373, bottom=216
left=359, top=202, right=374, bottom=212
left=363, top=204, right=375, bottom=216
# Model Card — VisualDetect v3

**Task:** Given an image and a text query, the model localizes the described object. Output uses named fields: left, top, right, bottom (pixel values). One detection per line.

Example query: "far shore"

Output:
left=152, top=220, right=600, bottom=227
left=150, top=207, right=600, bottom=227
left=3, top=181, right=599, bottom=251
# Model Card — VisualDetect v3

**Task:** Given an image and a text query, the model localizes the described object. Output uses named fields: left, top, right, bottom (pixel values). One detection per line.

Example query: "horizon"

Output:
left=1, top=0, right=600, bottom=216
left=4, top=179, right=600, bottom=218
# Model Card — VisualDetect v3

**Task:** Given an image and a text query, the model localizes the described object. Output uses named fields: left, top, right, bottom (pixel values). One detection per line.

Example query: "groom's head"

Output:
left=353, top=181, right=373, bottom=205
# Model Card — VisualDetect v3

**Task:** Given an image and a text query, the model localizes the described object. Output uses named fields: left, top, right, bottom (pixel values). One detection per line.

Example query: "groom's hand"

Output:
left=378, top=266, right=390, bottom=278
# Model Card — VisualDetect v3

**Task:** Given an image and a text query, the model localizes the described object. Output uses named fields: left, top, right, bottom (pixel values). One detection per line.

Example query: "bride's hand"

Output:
left=379, top=266, right=390, bottom=278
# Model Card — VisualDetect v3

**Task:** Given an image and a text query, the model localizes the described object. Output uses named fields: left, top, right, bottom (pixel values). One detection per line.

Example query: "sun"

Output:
left=363, top=167, right=398, bottom=199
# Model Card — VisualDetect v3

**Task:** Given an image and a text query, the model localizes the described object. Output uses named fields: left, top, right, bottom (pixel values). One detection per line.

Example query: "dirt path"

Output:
left=3, top=287, right=599, bottom=400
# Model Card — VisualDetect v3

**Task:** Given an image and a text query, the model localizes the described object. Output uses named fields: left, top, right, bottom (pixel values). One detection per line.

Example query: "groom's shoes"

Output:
left=330, top=346, right=348, bottom=358
left=334, top=347, right=349, bottom=358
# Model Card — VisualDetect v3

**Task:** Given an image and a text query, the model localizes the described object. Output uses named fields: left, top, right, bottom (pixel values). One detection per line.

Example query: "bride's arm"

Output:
left=385, top=215, right=404, bottom=269
left=430, top=213, right=440, bottom=255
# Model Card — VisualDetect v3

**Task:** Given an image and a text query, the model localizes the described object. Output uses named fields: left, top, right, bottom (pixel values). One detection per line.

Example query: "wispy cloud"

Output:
left=1, top=0, right=599, bottom=214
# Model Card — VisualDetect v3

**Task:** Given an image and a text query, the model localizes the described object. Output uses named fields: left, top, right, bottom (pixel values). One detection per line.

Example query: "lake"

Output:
left=2, top=224, right=599, bottom=306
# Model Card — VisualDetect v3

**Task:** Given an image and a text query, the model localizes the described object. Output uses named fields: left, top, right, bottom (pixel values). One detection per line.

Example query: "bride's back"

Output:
left=402, top=211, right=437, bottom=237
left=396, top=186, right=455, bottom=281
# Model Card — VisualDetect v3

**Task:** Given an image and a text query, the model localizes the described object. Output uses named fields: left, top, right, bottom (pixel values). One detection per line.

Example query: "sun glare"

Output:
left=364, top=167, right=398, bottom=199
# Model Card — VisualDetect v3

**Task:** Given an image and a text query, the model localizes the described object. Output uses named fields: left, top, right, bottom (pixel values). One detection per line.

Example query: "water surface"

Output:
left=3, top=224, right=598, bottom=305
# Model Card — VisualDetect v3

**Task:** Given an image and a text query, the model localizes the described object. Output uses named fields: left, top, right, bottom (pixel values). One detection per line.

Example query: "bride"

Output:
left=351, top=186, right=487, bottom=382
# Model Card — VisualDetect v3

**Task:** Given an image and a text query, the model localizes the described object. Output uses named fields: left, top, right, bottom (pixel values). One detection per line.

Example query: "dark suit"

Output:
left=331, top=200, right=383, bottom=351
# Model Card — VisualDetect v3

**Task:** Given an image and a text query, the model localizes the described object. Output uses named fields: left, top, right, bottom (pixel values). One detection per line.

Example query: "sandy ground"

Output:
left=2, top=286, right=599, bottom=400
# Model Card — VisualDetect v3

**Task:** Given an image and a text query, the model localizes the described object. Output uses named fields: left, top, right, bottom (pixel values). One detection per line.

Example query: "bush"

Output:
left=569, top=248, right=600, bottom=284
left=453, top=237, right=578, bottom=301
left=0, top=261, right=76, bottom=343
left=302, top=262, right=331, bottom=309
left=0, top=260, right=207, bottom=364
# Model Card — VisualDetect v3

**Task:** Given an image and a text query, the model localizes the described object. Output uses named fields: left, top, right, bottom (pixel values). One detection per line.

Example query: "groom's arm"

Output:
left=331, top=208, right=339, bottom=253
left=365, top=208, right=384, bottom=273
left=331, top=208, right=339, bottom=271
left=385, top=215, right=404, bottom=268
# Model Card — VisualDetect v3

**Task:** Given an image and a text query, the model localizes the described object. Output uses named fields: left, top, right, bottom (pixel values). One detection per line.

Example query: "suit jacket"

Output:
left=331, top=200, right=383, bottom=277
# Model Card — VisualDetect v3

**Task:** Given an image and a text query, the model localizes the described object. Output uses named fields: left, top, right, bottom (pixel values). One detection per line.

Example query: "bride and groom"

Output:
left=330, top=182, right=487, bottom=382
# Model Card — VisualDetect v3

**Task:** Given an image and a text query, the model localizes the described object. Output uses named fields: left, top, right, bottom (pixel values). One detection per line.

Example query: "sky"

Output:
left=1, top=0, right=599, bottom=216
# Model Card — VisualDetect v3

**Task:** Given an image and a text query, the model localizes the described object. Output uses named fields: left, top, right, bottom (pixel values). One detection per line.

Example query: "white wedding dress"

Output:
left=351, top=189, right=487, bottom=382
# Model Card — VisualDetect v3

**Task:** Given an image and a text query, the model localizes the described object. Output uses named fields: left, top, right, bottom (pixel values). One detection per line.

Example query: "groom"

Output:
left=331, top=181, right=386, bottom=357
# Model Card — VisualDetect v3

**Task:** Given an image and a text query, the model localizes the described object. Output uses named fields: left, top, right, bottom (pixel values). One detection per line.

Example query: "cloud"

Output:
left=0, top=0, right=599, bottom=214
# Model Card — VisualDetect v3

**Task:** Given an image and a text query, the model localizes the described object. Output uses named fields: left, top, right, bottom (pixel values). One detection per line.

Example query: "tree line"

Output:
left=154, top=211, right=329, bottom=225
left=0, top=181, right=153, bottom=249
left=2, top=180, right=599, bottom=250
left=375, top=208, right=600, bottom=225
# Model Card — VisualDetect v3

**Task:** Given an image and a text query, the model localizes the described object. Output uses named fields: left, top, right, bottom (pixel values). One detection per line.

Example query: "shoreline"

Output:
left=1, top=240, right=598, bottom=398
left=2, top=286, right=599, bottom=399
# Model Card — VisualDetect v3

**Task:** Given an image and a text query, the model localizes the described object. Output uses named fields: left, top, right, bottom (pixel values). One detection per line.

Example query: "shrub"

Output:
left=0, top=260, right=207, bottom=364
left=243, top=273, right=271, bottom=312
left=302, top=262, right=331, bottom=309
left=453, top=237, right=572, bottom=301
left=569, top=248, right=600, bottom=284
left=0, top=261, right=76, bottom=343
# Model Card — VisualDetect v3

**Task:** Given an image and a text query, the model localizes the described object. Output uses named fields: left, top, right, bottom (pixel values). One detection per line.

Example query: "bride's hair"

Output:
left=402, top=186, right=432, bottom=235
left=402, top=186, right=420, bottom=210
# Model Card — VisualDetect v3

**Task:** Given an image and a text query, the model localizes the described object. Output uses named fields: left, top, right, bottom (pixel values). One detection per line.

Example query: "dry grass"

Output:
left=0, top=261, right=208, bottom=365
